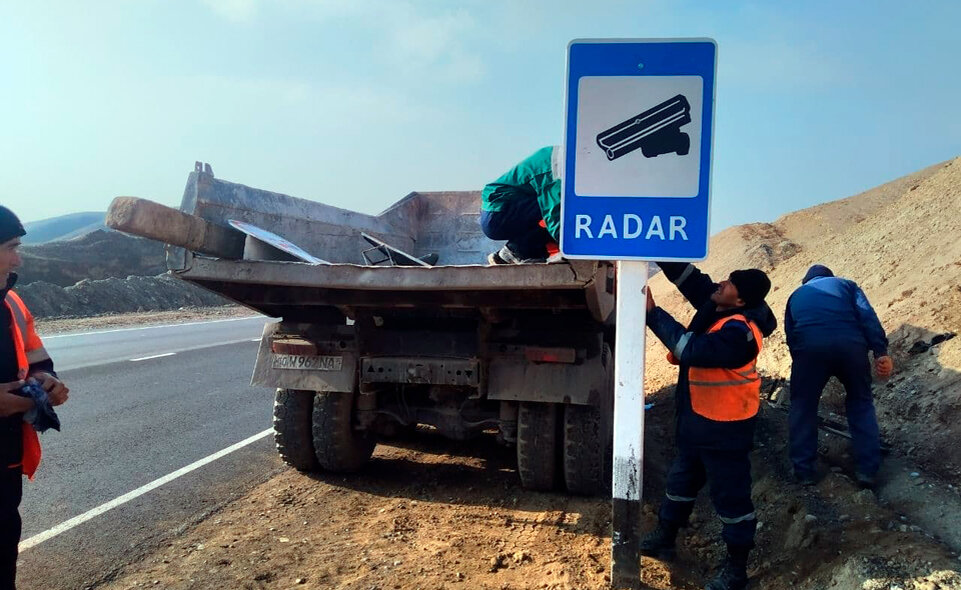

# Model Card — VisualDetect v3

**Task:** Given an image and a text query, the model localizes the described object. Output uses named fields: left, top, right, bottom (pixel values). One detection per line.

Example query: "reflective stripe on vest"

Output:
left=5, top=291, right=43, bottom=479
left=5, top=295, right=29, bottom=381
left=6, top=290, right=49, bottom=367
left=687, top=314, right=763, bottom=422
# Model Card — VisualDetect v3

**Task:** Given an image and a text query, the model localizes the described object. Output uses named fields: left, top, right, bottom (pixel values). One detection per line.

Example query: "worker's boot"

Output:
left=487, top=245, right=546, bottom=265
left=854, top=470, right=877, bottom=489
left=704, top=545, right=750, bottom=590
left=793, top=469, right=817, bottom=487
left=639, top=522, right=678, bottom=561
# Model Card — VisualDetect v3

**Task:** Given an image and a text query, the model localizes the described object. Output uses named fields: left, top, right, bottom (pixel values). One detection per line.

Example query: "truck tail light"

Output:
left=271, top=338, right=318, bottom=355
left=524, top=347, right=576, bottom=364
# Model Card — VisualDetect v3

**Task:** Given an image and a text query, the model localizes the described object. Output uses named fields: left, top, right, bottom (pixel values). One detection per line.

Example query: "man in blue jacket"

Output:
left=785, top=264, right=892, bottom=488
left=642, top=262, right=776, bottom=590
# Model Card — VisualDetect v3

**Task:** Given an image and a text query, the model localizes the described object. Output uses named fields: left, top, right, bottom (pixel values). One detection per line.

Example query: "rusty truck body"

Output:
left=107, top=163, right=617, bottom=495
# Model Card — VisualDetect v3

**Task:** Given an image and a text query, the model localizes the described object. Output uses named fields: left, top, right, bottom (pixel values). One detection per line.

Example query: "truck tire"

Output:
left=273, top=389, right=319, bottom=472
left=312, top=392, right=376, bottom=472
left=563, top=344, right=614, bottom=495
left=517, top=402, right=561, bottom=491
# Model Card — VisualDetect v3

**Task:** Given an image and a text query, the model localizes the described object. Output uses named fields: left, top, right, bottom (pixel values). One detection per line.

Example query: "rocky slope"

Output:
left=15, top=229, right=231, bottom=318
left=17, top=274, right=229, bottom=318
left=18, top=229, right=166, bottom=287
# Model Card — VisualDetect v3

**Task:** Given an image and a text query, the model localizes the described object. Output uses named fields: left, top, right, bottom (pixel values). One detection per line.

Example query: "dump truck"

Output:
left=106, top=162, right=617, bottom=495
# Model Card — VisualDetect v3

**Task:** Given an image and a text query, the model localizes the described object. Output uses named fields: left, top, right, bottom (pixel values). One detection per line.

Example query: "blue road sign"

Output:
left=559, top=39, right=717, bottom=261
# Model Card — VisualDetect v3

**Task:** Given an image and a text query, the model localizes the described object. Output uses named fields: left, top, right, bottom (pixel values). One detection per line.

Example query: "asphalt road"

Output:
left=16, top=318, right=288, bottom=590
left=42, top=316, right=273, bottom=371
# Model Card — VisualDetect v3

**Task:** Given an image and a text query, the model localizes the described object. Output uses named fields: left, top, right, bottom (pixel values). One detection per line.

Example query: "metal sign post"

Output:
left=611, top=261, right=647, bottom=589
left=558, top=38, right=717, bottom=589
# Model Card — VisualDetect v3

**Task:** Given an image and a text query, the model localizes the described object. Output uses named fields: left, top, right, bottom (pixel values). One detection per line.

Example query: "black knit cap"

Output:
left=0, top=206, right=26, bottom=244
left=729, top=268, right=771, bottom=307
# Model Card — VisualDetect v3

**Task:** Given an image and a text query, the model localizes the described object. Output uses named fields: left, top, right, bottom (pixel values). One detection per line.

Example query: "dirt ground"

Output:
left=92, top=394, right=961, bottom=590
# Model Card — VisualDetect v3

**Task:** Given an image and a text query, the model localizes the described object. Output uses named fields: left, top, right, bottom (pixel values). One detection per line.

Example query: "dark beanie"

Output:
left=0, top=206, right=26, bottom=244
left=729, top=269, right=771, bottom=307
left=802, top=264, right=834, bottom=284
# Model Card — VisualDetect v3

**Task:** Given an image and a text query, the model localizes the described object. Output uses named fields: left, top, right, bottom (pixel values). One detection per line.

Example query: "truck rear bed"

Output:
left=110, top=163, right=614, bottom=321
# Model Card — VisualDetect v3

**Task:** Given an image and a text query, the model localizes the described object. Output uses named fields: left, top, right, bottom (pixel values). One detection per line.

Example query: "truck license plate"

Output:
left=272, top=354, right=344, bottom=371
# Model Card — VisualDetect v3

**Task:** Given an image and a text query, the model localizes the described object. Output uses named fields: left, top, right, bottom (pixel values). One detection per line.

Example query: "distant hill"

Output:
left=22, top=212, right=106, bottom=244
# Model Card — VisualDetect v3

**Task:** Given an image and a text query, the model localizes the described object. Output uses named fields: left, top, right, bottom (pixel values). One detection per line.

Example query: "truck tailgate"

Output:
left=179, top=257, right=614, bottom=318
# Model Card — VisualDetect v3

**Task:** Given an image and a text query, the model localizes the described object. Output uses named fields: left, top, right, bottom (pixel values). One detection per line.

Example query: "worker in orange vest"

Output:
left=641, top=262, right=775, bottom=590
left=0, top=205, right=69, bottom=590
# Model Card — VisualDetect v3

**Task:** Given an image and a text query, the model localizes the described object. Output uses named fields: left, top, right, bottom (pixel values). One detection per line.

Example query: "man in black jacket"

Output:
left=0, top=206, right=69, bottom=590
left=641, top=262, right=776, bottom=590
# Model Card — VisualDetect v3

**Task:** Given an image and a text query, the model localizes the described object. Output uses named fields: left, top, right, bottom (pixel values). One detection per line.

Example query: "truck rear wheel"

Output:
left=312, top=392, right=376, bottom=472
left=273, top=389, right=319, bottom=471
left=517, top=402, right=561, bottom=491
left=562, top=344, right=614, bottom=495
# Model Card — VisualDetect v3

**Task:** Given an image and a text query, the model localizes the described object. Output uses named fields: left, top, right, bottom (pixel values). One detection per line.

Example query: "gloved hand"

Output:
left=22, top=399, right=37, bottom=426
left=875, top=355, right=893, bottom=379
left=17, top=379, right=61, bottom=433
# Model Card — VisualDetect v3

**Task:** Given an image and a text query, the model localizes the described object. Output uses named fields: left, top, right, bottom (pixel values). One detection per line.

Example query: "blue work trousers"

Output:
left=788, top=345, right=881, bottom=477
left=479, top=197, right=551, bottom=260
left=1, top=466, right=21, bottom=589
left=659, top=444, right=757, bottom=548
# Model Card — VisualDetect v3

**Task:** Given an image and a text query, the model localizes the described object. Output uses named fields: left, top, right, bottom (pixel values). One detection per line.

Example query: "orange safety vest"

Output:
left=683, top=314, right=763, bottom=422
left=5, top=290, right=49, bottom=480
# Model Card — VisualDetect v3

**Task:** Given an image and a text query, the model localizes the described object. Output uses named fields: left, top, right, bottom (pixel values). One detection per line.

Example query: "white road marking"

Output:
left=129, top=352, right=176, bottom=362
left=19, top=428, right=273, bottom=552
left=42, top=316, right=267, bottom=339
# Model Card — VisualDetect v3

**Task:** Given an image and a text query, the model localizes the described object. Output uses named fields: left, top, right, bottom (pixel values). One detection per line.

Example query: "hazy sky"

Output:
left=2, top=0, right=959, bottom=232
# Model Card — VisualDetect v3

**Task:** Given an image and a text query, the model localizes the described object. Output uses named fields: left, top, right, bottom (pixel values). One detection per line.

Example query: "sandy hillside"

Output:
left=88, top=157, right=961, bottom=590
left=646, top=157, right=961, bottom=484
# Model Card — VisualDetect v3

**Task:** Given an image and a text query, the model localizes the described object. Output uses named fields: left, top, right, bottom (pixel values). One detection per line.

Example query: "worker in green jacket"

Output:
left=480, top=146, right=561, bottom=264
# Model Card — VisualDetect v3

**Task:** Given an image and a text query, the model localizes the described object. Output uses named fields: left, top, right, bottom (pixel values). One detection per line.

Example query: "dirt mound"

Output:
left=17, top=274, right=229, bottom=318
left=708, top=222, right=801, bottom=272
left=15, top=227, right=229, bottom=318
left=18, top=229, right=167, bottom=287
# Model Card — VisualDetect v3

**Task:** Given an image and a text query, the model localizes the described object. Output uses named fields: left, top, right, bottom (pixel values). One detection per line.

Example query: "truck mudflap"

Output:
left=486, top=351, right=608, bottom=406
left=251, top=322, right=356, bottom=393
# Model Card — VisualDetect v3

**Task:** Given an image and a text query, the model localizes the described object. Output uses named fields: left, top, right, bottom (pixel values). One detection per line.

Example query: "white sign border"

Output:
left=558, top=37, right=718, bottom=262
